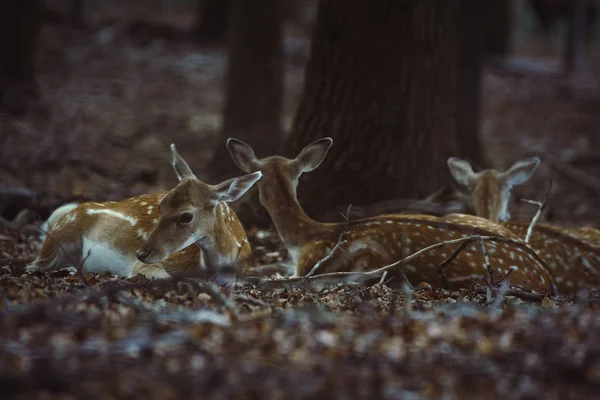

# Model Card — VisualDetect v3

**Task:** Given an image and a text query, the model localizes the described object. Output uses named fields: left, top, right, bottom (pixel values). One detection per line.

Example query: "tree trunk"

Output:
left=565, top=0, right=588, bottom=73
left=286, top=0, right=484, bottom=220
left=457, top=0, right=486, bottom=170
left=194, top=0, right=229, bottom=45
left=0, top=0, right=43, bottom=116
left=209, top=0, right=283, bottom=179
left=70, top=0, right=86, bottom=28
left=483, top=0, right=513, bottom=57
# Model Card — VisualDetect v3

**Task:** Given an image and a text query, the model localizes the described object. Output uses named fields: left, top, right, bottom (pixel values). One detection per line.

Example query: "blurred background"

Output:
left=1, top=0, right=599, bottom=228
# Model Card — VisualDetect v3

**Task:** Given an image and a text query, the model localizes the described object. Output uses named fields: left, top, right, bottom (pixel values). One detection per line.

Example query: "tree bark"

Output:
left=286, top=0, right=484, bottom=220
left=70, top=0, right=86, bottom=28
left=209, top=0, right=283, bottom=179
left=0, top=0, right=43, bottom=116
left=483, top=0, right=513, bottom=57
left=194, top=0, right=230, bottom=45
left=457, top=0, right=486, bottom=170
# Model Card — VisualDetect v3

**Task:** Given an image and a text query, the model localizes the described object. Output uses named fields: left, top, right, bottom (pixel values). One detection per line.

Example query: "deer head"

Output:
left=226, top=137, right=332, bottom=205
left=136, top=144, right=262, bottom=264
left=447, top=157, right=540, bottom=223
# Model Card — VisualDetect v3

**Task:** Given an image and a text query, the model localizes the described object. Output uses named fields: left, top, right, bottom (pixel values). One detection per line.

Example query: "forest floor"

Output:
left=1, top=3, right=600, bottom=399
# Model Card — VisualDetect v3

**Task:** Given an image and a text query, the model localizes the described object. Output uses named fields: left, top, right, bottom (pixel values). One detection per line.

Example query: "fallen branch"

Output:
left=438, top=228, right=478, bottom=289
left=473, top=284, right=545, bottom=302
left=296, top=204, right=352, bottom=286
left=263, top=235, right=530, bottom=292
left=478, top=236, right=494, bottom=284
left=520, top=180, right=553, bottom=243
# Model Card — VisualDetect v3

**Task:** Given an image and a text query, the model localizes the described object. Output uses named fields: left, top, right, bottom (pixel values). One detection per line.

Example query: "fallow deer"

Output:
left=448, top=156, right=600, bottom=293
left=226, top=137, right=555, bottom=293
left=27, top=144, right=261, bottom=279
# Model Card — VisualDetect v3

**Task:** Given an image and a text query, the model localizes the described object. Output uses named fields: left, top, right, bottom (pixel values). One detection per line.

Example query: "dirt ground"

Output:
left=1, top=2, right=600, bottom=399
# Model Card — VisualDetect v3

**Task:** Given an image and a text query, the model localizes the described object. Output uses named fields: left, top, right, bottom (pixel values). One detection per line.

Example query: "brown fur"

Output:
left=30, top=192, right=200, bottom=277
left=472, top=171, right=503, bottom=223
left=228, top=139, right=555, bottom=293
left=449, top=158, right=600, bottom=293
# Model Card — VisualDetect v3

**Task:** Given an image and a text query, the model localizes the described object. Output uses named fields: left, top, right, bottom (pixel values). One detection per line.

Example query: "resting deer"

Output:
left=226, top=137, right=555, bottom=293
left=28, top=144, right=261, bottom=279
left=448, top=157, right=600, bottom=293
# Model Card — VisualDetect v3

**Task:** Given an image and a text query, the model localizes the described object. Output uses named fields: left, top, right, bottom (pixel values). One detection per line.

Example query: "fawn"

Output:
left=27, top=144, right=261, bottom=279
left=226, top=137, right=555, bottom=293
left=448, top=156, right=600, bottom=293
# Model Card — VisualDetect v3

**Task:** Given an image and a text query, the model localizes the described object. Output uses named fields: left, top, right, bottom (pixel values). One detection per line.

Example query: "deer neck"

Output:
left=196, top=202, right=246, bottom=269
left=259, top=176, right=334, bottom=249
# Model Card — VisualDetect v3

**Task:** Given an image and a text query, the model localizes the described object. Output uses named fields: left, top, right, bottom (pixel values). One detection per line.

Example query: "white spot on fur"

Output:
left=147, top=206, right=154, bottom=215
left=87, top=209, right=138, bottom=226
left=137, top=228, right=148, bottom=240
left=141, top=201, right=148, bottom=206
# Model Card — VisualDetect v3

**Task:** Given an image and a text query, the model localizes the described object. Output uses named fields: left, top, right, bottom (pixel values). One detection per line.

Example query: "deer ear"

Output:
left=213, top=171, right=262, bottom=203
left=170, top=144, right=196, bottom=181
left=293, top=138, right=333, bottom=174
left=226, top=138, right=260, bottom=173
left=447, top=157, right=478, bottom=188
left=500, top=157, right=540, bottom=188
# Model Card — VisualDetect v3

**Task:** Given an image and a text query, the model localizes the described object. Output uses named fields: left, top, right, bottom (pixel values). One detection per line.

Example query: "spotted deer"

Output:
left=27, top=144, right=261, bottom=279
left=226, top=137, right=555, bottom=293
left=448, top=157, right=600, bottom=293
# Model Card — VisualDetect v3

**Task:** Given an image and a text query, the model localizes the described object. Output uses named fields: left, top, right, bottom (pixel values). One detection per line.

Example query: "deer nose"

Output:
left=136, top=249, right=151, bottom=263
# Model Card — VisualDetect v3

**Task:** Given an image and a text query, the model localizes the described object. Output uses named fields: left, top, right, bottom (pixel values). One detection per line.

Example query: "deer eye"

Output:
left=178, top=212, right=193, bottom=224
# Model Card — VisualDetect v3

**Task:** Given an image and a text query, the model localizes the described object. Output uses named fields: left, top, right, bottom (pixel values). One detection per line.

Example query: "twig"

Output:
left=438, top=228, right=478, bottom=289
left=396, top=230, right=414, bottom=291
left=478, top=236, right=494, bottom=283
left=272, top=235, right=527, bottom=290
left=473, top=284, right=545, bottom=302
left=493, top=267, right=516, bottom=287
left=489, top=279, right=511, bottom=309
left=377, top=271, right=388, bottom=287
left=75, top=249, right=91, bottom=287
left=296, top=204, right=352, bottom=285
left=520, top=180, right=553, bottom=243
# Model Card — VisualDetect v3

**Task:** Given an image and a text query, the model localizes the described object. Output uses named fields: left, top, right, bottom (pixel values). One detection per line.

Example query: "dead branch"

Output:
left=493, top=267, right=516, bottom=287
left=488, top=279, right=511, bottom=309
left=473, top=284, right=545, bottom=302
left=75, top=249, right=92, bottom=287
left=296, top=204, right=352, bottom=285
left=377, top=271, right=388, bottom=287
left=478, top=236, right=494, bottom=284
left=263, top=235, right=530, bottom=294
left=438, top=228, right=478, bottom=290
left=520, top=180, right=553, bottom=243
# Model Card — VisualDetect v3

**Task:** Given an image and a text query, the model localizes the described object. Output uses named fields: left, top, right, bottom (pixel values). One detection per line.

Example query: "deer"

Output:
left=226, top=137, right=556, bottom=294
left=447, top=156, right=600, bottom=293
left=27, top=144, right=262, bottom=279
